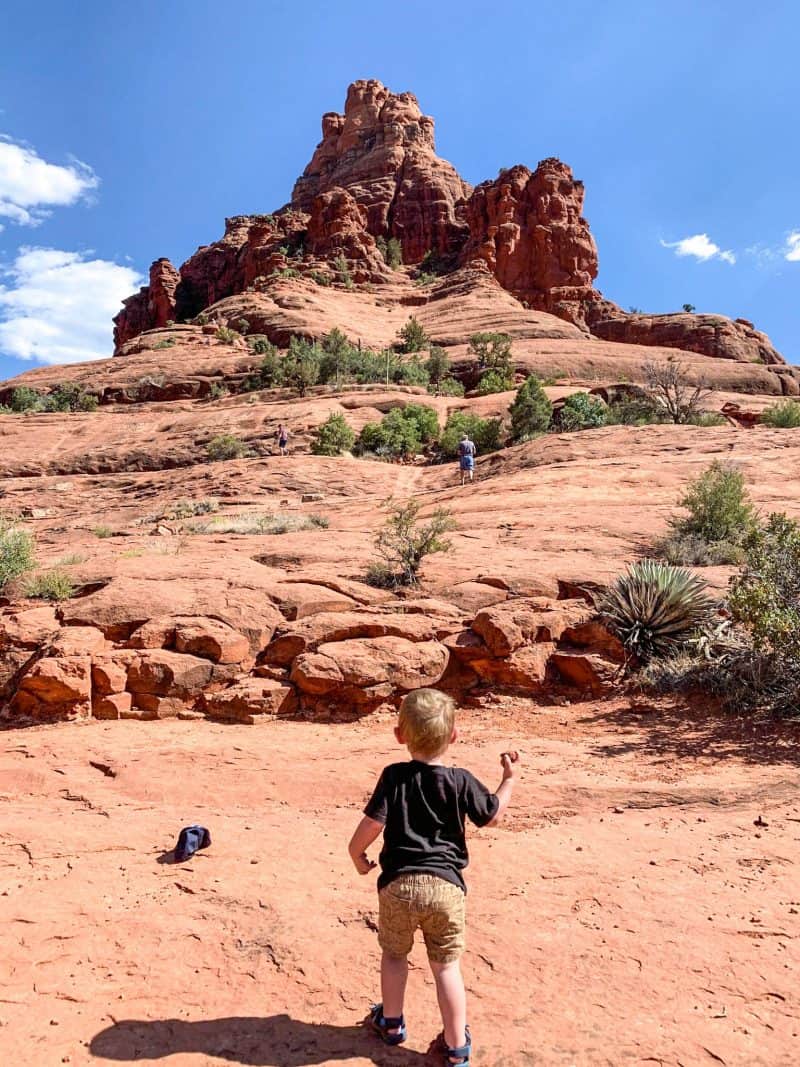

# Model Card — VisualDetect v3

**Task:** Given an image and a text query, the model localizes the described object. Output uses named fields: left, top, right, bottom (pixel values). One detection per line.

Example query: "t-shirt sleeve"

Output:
left=363, top=769, right=389, bottom=824
left=461, top=771, right=500, bottom=827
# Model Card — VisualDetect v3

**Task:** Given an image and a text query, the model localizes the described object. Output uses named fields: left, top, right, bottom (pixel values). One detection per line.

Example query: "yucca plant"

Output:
left=601, top=559, right=715, bottom=663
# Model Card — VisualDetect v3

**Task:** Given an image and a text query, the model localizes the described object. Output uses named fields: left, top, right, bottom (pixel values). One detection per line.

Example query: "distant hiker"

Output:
left=457, top=434, right=476, bottom=486
left=348, top=687, right=519, bottom=1063
left=275, top=424, right=289, bottom=456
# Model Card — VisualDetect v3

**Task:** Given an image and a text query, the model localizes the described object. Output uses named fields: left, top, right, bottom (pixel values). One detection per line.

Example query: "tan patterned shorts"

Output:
left=378, top=873, right=466, bottom=964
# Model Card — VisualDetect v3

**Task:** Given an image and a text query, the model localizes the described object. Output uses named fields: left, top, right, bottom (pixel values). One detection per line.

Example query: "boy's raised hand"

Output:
left=500, top=750, right=520, bottom=779
left=353, top=851, right=377, bottom=875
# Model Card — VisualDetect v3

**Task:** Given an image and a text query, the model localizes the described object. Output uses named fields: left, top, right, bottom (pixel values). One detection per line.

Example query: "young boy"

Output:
left=348, top=687, right=519, bottom=1065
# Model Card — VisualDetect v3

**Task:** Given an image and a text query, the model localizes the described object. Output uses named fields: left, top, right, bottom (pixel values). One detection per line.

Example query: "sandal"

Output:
left=434, top=1024, right=472, bottom=1065
left=367, top=1003, right=407, bottom=1045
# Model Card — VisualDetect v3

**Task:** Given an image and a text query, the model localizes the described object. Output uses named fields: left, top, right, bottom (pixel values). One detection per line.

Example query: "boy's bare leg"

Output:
left=380, top=951, right=408, bottom=1034
left=429, top=958, right=468, bottom=1053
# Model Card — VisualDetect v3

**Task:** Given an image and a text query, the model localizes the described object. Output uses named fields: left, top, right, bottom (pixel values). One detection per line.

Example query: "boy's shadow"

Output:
left=89, top=1014, right=435, bottom=1065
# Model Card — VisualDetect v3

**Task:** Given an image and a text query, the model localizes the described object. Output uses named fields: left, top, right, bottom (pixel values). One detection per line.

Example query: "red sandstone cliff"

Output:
left=461, top=160, right=598, bottom=330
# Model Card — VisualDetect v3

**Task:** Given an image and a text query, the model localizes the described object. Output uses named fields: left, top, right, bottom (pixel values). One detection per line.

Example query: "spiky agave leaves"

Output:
left=601, top=559, right=715, bottom=663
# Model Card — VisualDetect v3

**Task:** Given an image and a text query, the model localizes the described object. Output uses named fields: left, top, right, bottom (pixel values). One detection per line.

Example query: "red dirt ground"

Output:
left=2, top=699, right=798, bottom=1066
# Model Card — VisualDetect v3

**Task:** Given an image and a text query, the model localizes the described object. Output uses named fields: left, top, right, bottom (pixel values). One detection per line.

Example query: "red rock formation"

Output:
left=461, top=160, right=599, bottom=329
left=111, top=79, right=787, bottom=368
left=292, top=79, right=470, bottom=262
left=585, top=301, right=788, bottom=369
left=113, top=259, right=179, bottom=349
left=305, top=189, right=386, bottom=279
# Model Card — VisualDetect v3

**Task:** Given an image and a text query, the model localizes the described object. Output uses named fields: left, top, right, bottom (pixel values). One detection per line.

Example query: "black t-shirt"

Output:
left=364, top=761, right=499, bottom=892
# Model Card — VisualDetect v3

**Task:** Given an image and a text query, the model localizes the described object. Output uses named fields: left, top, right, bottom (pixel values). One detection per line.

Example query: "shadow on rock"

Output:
left=89, top=1015, right=434, bottom=1065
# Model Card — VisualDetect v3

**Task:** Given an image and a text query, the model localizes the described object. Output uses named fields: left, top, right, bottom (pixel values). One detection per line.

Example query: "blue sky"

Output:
left=0, top=0, right=797, bottom=378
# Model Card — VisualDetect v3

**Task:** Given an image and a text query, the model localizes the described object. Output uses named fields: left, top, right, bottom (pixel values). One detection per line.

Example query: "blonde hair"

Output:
left=398, top=688, right=455, bottom=759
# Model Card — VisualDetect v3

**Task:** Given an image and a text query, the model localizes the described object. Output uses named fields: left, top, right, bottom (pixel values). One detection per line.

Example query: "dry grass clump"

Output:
left=185, top=513, right=329, bottom=536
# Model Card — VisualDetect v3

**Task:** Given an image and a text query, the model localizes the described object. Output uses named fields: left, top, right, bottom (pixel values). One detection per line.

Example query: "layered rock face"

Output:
left=461, top=160, right=599, bottom=329
left=585, top=303, right=787, bottom=370
left=292, top=79, right=470, bottom=262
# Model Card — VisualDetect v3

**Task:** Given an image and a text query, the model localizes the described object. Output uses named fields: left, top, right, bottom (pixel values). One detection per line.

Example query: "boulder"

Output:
left=49, top=626, right=108, bottom=657
left=132, top=693, right=190, bottom=719
left=127, top=617, right=177, bottom=650
left=263, top=611, right=441, bottom=667
left=470, top=643, right=555, bottom=689
left=93, top=692, right=132, bottom=720
left=472, top=598, right=593, bottom=657
left=126, top=650, right=214, bottom=697
left=91, top=655, right=132, bottom=696
left=0, top=606, right=59, bottom=649
left=561, top=619, right=626, bottom=662
left=61, top=577, right=282, bottom=651
left=204, top=678, right=298, bottom=724
left=12, top=656, right=92, bottom=720
left=291, top=637, right=449, bottom=697
left=551, top=651, right=620, bottom=695
left=174, top=617, right=251, bottom=665
left=268, top=582, right=359, bottom=621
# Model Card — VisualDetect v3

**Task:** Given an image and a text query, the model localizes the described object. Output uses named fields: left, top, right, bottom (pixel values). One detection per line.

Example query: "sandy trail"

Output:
left=1, top=699, right=799, bottom=1066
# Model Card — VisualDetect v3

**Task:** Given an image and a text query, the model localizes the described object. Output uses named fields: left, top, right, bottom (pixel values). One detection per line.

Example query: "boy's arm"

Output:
left=485, top=750, right=519, bottom=827
left=348, top=815, right=384, bottom=875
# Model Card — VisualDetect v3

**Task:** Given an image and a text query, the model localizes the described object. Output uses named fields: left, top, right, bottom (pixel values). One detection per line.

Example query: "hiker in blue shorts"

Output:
left=457, top=434, right=475, bottom=486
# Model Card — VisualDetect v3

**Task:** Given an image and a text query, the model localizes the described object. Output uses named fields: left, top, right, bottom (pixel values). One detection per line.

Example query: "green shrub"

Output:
left=686, top=411, right=727, bottom=427
left=42, top=384, right=99, bottom=413
left=439, top=411, right=502, bottom=458
left=25, top=568, right=74, bottom=601
left=558, top=392, right=608, bottom=432
left=10, top=387, right=43, bottom=412
left=93, top=525, right=114, bottom=538
left=419, top=249, right=446, bottom=276
left=394, top=357, right=430, bottom=387
left=426, top=346, right=451, bottom=386
left=333, top=254, right=353, bottom=289
left=195, top=313, right=209, bottom=326
left=205, top=434, right=251, bottom=461
left=509, top=376, right=552, bottom=441
left=153, top=338, right=176, bottom=350
left=309, top=269, right=332, bottom=286
left=397, top=317, right=428, bottom=354
left=207, top=382, right=229, bottom=400
left=601, top=560, right=715, bottom=662
left=430, top=377, right=465, bottom=397
left=319, top=328, right=354, bottom=386
left=729, top=513, right=800, bottom=658
left=654, top=531, right=743, bottom=568
left=415, top=272, right=438, bottom=287
left=682, top=303, right=696, bottom=313
left=357, top=405, right=437, bottom=459
left=672, top=461, right=756, bottom=546
left=250, top=336, right=276, bottom=357
left=376, top=236, right=403, bottom=269
left=371, top=499, right=456, bottom=587
left=761, top=400, right=800, bottom=428
left=605, top=396, right=669, bottom=426
left=476, top=370, right=514, bottom=395
left=468, top=332, right=513, bottom=376
left=0, top=522, right=35, bottom=589
left=282, top=336, right=321, bottom=394
left=311, top=413, right=356, bottom=456
left=215, top=326, right=239, bottom=344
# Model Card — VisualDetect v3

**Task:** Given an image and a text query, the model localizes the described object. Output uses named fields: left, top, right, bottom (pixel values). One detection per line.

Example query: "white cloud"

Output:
left=0, top=247, right=143, bottom=365
left=660, top=233, right=736, bottom=265
left=785, top=231, right=800, bottom=262
left=0, top=137, right=99, bottom=227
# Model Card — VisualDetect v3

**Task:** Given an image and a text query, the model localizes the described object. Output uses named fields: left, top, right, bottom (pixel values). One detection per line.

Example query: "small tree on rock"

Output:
left=371, top=499, right=456, bottom=587
left=398, top=316, right=428, bottom=354
left=469, top=332, right=513, bottom=376
left=426, top=346, right=451, bottom=387
left=643, top=358, right=711, bottom=424
left=509, top=375, right=553, bottom=440
left=311, top=413, right=356, bottom=456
